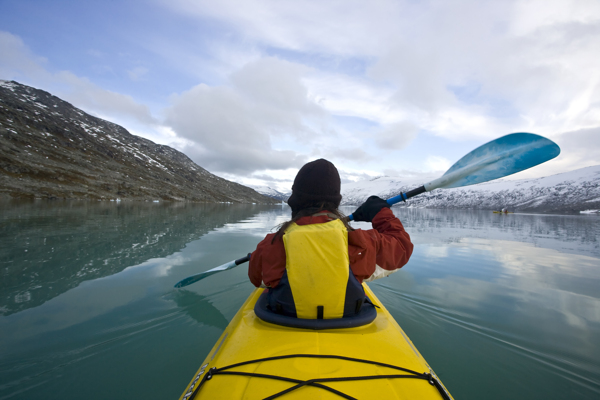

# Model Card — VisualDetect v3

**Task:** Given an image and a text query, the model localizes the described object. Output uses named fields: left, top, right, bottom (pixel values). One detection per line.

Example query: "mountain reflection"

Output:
left=170, top=290, right=229, bottom=330
left=391, top=208, right=600, bottom=258
left=0, top=200, right=272, bottom=315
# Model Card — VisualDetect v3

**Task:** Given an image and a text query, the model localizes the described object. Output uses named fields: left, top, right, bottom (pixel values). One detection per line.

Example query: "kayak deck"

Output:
left=180, top=285, right=453, bottom=400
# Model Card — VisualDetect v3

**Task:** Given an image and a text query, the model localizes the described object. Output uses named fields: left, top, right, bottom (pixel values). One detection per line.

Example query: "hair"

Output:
left=271, top=201, right=353, bottom=244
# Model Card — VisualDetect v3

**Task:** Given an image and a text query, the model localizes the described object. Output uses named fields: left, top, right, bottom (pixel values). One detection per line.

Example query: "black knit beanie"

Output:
left=287, top=159, right=342, bottom=214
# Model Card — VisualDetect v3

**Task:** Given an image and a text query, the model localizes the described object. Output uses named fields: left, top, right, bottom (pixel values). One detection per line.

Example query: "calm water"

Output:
left=1, top=200, right=599, bottom=399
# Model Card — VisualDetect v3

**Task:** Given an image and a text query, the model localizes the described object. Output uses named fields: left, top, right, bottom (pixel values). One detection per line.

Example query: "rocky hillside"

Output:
left=341, top=165, right=600, bottom=214
left=0, top=80, right=276, bottom=203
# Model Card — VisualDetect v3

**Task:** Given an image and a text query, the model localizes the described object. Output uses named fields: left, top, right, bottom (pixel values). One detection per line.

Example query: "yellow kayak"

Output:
left=179, top=284, right=453, bottom=400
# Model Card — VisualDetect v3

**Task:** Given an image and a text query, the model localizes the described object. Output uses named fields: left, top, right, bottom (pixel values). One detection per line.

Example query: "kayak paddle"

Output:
left=174, top=254, right=251, bottom=288
left=174, top=132, right=560, bottom=288
left=348, top=132, right=560, bottom=220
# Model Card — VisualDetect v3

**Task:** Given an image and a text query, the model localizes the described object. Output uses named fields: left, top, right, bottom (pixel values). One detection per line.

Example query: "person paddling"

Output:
left=248, top=159, right=413, bottom=320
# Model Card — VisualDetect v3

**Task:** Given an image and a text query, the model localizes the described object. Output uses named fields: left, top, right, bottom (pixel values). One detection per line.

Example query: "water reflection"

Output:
left=0, top=200, right=271, bottom=315
left=0, top=203, right=598, bottom=400
left=168, top=290, right=229, bottom=330
left=386, top=207, right=600, bottom=258
left=370, top=209, right=600, bottom=398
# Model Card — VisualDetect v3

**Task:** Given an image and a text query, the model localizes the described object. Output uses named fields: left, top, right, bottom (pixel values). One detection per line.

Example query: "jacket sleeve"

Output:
left=248, top=233, right=287, bottom=288
left=348, top=207, right=413, bottom=282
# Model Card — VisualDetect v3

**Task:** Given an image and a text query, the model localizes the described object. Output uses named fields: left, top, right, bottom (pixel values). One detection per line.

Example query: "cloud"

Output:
left=0, top=31, right=158, bottom=128
left=164, top=57, right=326, bottom=174
left=556, top=127, right=600, bottom=162
left=303, top=73, right=398, bottom=124
left=381, top=168, right=441, bottom=184
left=161, top=0, right=600, bottom=148
left=0, top=31, right=48, bottom=80
left=127, top=66, right=149, bottom=81
left=250, top=174, right=295, bottom=183
left=374, top=122, right=418, bottom=150
left=425, top=156, right=452, bottom=173
left=230, top=57, right=316, bottom=113
left=309, top=144, right=375, bottom=164
left=56, top=71, right=158, bottom=125
left=160, top=0, right=600, bottom=178
left=162, top=0, right=401, bottom=56
left=518, top=127, right=600, bottom=178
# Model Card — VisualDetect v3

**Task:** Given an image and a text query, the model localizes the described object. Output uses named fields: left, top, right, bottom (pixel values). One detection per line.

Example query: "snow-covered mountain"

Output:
left=341, top=166, right=600, bottom=214
left=249, top=185, right=290, bottom=201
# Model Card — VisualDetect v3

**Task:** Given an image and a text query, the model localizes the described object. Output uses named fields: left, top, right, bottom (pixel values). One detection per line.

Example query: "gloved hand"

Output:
left=352, top=196, right=390, bottom=222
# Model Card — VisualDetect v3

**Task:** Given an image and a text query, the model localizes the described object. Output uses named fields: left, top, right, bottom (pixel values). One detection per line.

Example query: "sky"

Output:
left=1, top=0, right=599, bottom=192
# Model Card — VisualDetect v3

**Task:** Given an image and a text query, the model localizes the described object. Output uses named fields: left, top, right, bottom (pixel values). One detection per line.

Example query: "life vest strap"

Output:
left=317, top=306, right=324, bottom=319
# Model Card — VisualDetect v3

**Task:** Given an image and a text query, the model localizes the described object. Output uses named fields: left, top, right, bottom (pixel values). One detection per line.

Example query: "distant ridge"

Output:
left=0, top=80, right=276, bottom=203
left=249, top=185, right=290, bottom=201
left=341, top=165, right=600, bottom=214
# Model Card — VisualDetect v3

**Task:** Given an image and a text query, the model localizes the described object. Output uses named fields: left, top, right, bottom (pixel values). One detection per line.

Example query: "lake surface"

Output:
left=1, top=200, right=599, bottom=399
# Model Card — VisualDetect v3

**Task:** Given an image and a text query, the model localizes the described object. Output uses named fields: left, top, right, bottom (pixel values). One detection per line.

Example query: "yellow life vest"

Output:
left=283, top=219, right=350, bottom=319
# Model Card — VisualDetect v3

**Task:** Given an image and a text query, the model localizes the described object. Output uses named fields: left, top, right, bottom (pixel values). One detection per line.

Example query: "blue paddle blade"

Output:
left=429, top=132, right=560, bottom=189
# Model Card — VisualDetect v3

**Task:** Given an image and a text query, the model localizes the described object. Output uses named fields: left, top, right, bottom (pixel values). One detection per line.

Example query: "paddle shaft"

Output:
left=173, top=254, right=251, bottom=288
left=345, top=186, right=426, bottom=221
left=387, top=186, right=426, bottom=205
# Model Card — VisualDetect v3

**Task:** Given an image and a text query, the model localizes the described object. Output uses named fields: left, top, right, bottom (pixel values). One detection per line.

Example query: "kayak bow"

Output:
left=179, top=284, right=453, bottom=400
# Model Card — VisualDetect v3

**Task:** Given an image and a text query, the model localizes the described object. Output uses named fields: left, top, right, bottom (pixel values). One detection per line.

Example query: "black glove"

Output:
left=352, top=196, right=390, bottom=222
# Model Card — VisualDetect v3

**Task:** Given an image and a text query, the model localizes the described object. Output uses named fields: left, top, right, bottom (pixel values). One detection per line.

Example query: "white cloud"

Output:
left=56, top=71, right=158, bottom=125
left=0, top=31, right=158, bottom=128
left=425, top=156, right=452, bottom=173
left=162, top=0, right=402, bottom=56
left=230, top=58, right=315, bottom=113
left=509, top=0, right=600, bottom=36
left=381, top=168, right=441, bottom=185
left=513, top=127, right=600, bottom=179
left=303, top=73, right=398, bottom=123
left=164, top=57, right=327, bottom=174
left=162, top=0, right=600, bottom=159
left=0, top=31, right=48, bottom=80
left=375, top=122, right=418, bottom=150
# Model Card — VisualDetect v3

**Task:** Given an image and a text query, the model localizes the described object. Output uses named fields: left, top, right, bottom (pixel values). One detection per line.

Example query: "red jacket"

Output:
left=248, top=208, right=413, bottom=288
